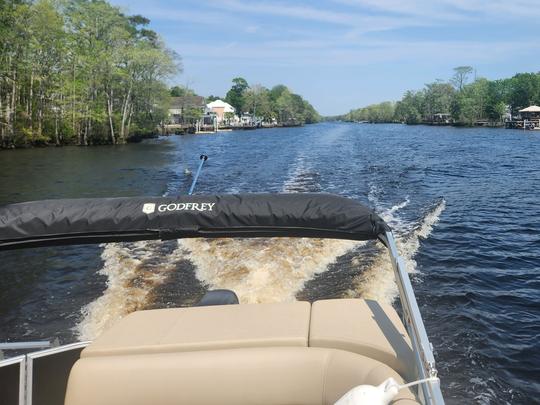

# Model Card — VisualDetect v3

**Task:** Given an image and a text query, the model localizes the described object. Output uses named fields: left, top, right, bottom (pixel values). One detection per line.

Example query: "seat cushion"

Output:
left=309, top=299, right=415, bottom=379
left=65, top=347, right=419, bottom=405
left=82, top=302, right=311, bottom=358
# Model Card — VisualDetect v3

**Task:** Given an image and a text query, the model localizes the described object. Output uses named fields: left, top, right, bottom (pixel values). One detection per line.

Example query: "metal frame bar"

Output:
left=382, top=231, right=445, bottom=405
left=25, top=341, right=90, bottom=405
left=0, top=341, right=51, bottom=351
left=0, top=355, right=26, bottom=405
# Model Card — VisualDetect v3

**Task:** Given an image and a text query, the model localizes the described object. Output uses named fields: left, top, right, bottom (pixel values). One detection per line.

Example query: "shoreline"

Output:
left=2, top=122, right=533, bottom=151
left=0, top=124, right=306, bottom=150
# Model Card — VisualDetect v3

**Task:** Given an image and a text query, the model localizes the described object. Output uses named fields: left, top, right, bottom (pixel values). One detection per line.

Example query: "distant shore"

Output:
left=338, top=120, right=506, bottom=128
left=160, top=122, right=303, bottom=135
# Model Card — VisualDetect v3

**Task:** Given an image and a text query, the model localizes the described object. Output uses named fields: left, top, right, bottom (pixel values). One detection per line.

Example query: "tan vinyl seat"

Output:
left=310, top=299, right=415, bottom=379
left=65, top=347, right=419, bottom=405
left=82, top=302, right=311, bottom=358
left=66, top=299, right=420, bottom=404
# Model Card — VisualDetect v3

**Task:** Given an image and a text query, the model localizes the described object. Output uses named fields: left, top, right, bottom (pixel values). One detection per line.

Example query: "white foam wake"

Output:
left=76, top=241, right=183, bottom=340
left=348, top=189, right=446, bottom=304
left=282, top=155, right=321, bottom=193
left=181, top=156, right=355, bottom=304
left=181, top=237, right=358, bottom=304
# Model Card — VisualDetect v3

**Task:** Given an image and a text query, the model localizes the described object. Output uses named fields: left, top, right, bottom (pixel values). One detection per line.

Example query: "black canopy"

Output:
left=0, top=193, right=389, bottom=250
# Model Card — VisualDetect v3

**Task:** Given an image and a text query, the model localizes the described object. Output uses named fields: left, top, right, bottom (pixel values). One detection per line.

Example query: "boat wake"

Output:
left=348, top=186, right=446, bottom=304
left=76, top=240, right=183, bottom=340
left=181, top=238, right=357, bottom=303
left=75, top=167, right=445, bottom=341
left=180, top=155, right=355, bottom=303
left=282, top=155, right=321, bottom=193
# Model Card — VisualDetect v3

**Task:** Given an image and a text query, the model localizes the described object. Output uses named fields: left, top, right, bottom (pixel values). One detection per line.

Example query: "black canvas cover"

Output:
left=0, top=193, right=389, bottom=250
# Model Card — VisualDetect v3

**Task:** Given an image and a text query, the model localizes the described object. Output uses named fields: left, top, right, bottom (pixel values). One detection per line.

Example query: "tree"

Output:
left=451, top=66, right=473, bottom=92
left=507, top=72, right=540, bottom=113
left=170, top=86, right=195, bottom=97
left=244, top=84, right=272, bottom=121
left=206, top=95, right=221, bottom=102
left=225, top=77, right=248, bottom=113
left=0, top=0, right=178, bottom=148
left=423, top=81, right=455, bottom=118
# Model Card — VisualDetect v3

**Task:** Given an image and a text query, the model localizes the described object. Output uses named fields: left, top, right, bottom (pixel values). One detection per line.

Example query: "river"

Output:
left=0, top=123, right=538, bottom=404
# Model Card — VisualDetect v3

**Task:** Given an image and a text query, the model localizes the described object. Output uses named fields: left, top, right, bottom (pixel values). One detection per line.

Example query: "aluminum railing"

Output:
left=382, top=231, right=445, bottom=405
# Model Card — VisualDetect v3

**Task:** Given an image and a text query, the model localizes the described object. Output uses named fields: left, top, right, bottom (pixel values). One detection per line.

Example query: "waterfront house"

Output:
left=519, top=105, right=540, bottom=121
left=432, top=113, right=452, bottom=124
left=168, top=95, right=206, bottom=124
left=206, top=100, right=237, bottom=124
left=519, top=105, right=540, bottom=129
left=506, top=105, right=540, bottom=129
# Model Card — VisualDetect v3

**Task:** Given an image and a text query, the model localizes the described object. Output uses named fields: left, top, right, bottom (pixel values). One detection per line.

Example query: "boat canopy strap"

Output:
left=0, top=193, right=390, bottom=251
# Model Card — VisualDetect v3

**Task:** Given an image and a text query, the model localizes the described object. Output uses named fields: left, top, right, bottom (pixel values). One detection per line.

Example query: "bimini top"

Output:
left=0, top=193, right=389, bottom=251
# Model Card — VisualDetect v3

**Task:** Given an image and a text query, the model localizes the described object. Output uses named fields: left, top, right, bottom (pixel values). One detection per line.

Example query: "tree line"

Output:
left=211, top=78, right=321, bottom=125
left=0, top=0, right=179, bottom=148
left=338, top=68, right=540, bottom=125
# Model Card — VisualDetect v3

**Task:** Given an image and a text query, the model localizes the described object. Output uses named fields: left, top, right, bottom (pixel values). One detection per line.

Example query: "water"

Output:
left=0, top=123, right=539, bottom=404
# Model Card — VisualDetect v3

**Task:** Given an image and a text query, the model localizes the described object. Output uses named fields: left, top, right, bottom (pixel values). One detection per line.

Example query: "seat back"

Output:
left=310, top=299, right=415, bottom=379
left=65, top=347, right=419, bottom=405
left=82, top=302, right=311, bottom=358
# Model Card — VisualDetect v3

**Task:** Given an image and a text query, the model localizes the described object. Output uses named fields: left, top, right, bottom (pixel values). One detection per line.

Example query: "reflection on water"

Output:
left=1, top=123, right=539, bottom=403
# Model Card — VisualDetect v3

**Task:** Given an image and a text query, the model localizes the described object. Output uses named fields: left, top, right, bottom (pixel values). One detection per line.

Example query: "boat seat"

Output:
left=65, top=347, right=420, bottom=405
left=310, top=299, right=415, bottom=380
left=82, top=301, right=311, bottom=358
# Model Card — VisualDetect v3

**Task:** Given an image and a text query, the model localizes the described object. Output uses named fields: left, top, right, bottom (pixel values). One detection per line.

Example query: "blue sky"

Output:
left=110, top=0, right=540, bottom=115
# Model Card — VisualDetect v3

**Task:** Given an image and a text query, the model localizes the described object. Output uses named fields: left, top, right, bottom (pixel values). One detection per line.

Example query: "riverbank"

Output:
left=0, top=123, right=308, bottom=149
left=0, top=132, right=161, bottom=150
left=161, top=122, right=303, bottom=135
left=340, top=119, right=506, bottom=127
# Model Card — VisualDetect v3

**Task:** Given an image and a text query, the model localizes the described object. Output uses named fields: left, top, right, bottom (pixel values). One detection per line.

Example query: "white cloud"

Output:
left=332, top=0, right=540, bottom=20
left=172, top=37, right=540, bottom=68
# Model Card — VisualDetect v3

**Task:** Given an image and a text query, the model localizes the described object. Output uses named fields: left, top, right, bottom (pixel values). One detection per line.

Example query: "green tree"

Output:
left=0, top=0, right=178, bottom=148
left=244, top=84, right=273, bottom=121
left=423, top=81, right=455, bottom=118
left=206, top=95, right=221, bottom=102
left=507, top=72, right=540, bottom=113
left=170, top=86, right=195, bottom=97
left=225, top=77, right=248, bottom=114
left=394, top=91, right=424, bottom=124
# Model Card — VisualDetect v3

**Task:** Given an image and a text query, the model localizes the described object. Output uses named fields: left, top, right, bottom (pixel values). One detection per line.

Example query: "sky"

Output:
left=110, top=0, right=540, bottom=116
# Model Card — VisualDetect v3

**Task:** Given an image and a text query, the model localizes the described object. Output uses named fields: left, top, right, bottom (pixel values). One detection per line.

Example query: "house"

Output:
left=506, top=105, right=540, bottom=129
left=519, top=105, right=540, bottom=121
left=206, top=100, right=236, bottom=124
left=431, top=113, right=452, bottom=124
left=168, top=95, right=206, bottom=124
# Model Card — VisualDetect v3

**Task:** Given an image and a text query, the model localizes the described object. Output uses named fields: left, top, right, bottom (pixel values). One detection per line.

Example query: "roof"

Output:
left=207, top=99, right=235, bottom=113
left=0, top=193, right=389, bottom=250
left=170, top=95, right=205, bottom=109
left=519, top=105, right=540, bottom=113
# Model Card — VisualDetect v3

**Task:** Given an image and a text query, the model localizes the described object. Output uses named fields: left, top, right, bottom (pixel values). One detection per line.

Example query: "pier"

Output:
left=505, top=105, right=540, bottom=130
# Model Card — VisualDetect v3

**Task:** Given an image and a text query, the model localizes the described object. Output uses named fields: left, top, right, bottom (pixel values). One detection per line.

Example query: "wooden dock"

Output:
left=505, top=119, right=540, bottom=130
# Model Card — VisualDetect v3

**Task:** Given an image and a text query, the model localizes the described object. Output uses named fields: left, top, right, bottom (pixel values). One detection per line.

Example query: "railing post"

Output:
left=383, top=231, right=445, bottom=405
